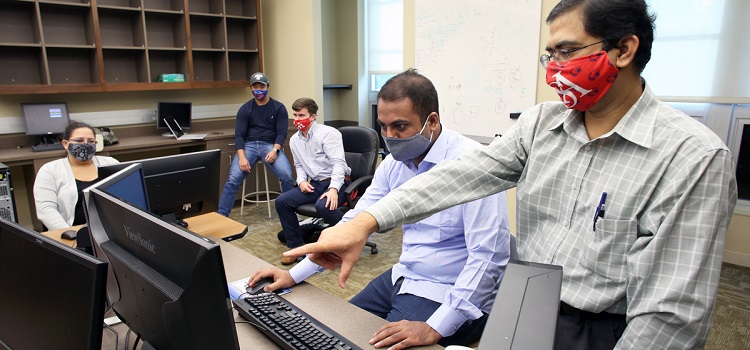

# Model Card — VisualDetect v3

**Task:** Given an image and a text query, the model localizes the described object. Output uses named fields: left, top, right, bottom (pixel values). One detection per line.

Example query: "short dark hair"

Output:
left=292, top=97, right=318, bottom=116
left=547, top=0, right=656, bottom=73
left=377, top=69, right=439, bottom=123
left=64, top=121, right=96, bottom=140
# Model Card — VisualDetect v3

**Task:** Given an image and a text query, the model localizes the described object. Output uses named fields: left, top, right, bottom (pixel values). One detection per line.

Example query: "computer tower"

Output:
left=0, top=162, right=18, bottom=223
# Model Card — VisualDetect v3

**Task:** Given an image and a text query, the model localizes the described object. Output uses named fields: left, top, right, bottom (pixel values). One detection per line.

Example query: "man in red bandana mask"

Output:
left=274, top=98, right=351, bottom=265
left=286, top=0, right=738, bottom=349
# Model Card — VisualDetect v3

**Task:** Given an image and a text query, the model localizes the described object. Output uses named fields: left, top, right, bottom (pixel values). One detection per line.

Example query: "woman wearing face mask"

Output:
left=33, top=121, right=119, bottom=230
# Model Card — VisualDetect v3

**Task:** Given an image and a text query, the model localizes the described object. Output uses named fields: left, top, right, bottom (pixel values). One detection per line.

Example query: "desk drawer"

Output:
left=206, top=139, right=236, bottom=154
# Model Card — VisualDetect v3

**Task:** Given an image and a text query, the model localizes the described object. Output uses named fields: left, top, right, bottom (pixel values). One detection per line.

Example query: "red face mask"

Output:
left=293, top=117, right=313, bottom=131
left=545, top=51, right=619, bottom=111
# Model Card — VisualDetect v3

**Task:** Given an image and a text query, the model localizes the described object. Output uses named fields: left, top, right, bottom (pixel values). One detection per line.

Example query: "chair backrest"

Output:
left=339, top=126, right=379, bottom=181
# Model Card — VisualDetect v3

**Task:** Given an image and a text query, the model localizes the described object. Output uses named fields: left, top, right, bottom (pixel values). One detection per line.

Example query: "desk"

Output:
left=42, top=212, right=248, bottom=247
left=99, top=238, right=443, bottom=350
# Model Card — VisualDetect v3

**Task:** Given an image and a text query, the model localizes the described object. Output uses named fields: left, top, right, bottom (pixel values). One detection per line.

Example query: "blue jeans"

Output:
left=350, top=268, right=489, bottom=347
left=275, top=179, right=349, bottom=248
left=217, top=141, right=295, bottom=216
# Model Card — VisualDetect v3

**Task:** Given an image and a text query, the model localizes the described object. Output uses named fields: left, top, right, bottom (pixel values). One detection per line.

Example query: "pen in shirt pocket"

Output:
left=592, top=192, right=607, bottom=232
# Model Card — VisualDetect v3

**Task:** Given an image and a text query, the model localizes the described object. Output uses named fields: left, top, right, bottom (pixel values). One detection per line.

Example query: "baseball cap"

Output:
left=250, top=72, right=269, bottom=86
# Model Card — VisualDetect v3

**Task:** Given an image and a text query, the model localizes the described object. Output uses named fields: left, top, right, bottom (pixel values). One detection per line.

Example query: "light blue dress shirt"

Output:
left=290, top=128, right=511, bottom=337
left=289, top=122, right=350, bottom=191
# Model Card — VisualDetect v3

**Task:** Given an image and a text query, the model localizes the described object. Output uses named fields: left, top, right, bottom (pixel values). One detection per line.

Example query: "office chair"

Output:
left=278, top=126, right=380, bottom=254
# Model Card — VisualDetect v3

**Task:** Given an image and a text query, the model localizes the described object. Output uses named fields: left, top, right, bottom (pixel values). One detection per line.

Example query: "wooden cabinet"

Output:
left=0, top=0, right=261, bottom=94
left=205, top=137, right=236, bottom=198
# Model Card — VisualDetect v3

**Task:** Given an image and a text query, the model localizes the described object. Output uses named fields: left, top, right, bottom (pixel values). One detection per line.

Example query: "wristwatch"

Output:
left=274, top=148, right=281, bottom=154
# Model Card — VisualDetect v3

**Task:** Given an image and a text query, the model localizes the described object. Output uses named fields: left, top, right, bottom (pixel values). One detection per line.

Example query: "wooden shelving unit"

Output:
left=0, top=0, right=262, bottom=94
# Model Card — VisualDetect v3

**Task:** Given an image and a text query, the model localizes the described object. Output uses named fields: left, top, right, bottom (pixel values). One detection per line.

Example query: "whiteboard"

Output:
left=415, top=0, right=542, bottom=142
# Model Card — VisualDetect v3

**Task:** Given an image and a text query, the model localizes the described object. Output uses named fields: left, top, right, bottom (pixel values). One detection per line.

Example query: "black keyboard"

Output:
left=31, top=143, right=64, bottom=152
left=233, top=293, right=361, bottom=350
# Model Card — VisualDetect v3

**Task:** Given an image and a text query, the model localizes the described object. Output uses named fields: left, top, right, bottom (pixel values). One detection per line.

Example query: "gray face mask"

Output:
left=67, top=142, right=96, bottom=162
left=383, top=117, right=433, bottom=161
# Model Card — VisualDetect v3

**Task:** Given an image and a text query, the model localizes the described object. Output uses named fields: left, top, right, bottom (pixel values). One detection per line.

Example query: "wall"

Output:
left=321, top=0, right=364, bottom=125
left=260, top=0, right=324, bottom=118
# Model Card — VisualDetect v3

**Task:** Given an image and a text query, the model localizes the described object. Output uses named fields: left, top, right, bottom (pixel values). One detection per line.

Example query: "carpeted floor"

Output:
left=228, top=204, right=749, bottom=349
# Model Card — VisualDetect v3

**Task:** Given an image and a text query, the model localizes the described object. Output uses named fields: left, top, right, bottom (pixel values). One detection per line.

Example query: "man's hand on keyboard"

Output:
left=249, top=268, right=295, bottom=292
left=370, top=320, right=442, bottom=349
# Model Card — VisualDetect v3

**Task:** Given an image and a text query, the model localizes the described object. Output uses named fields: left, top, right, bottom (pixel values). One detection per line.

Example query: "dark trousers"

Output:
left=555, top=302, right=626, bottom=350
left=350, top=269, right=489, bottom=347
left=275, top=180, right=348, bottom=248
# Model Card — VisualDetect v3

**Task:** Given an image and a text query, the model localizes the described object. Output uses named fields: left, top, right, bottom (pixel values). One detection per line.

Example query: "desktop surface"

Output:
left=41, top=213, right=247, bottom=248
left=99, top=238, right=443, bottom=350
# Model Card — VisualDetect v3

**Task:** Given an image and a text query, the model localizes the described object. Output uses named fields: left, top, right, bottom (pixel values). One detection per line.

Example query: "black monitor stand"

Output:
left=161, top=212, right=189, bottom=228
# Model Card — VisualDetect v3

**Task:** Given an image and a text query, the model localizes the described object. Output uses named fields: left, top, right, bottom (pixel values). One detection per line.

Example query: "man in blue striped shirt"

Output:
left=251, top=71, right=511, bottom=348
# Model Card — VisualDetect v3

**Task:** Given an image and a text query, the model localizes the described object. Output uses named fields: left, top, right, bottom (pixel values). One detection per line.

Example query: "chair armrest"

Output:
left=343, top=175, right=373, bottom=209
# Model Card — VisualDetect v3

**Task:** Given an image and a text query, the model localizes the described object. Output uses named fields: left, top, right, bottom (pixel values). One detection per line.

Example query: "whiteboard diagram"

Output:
left=415, top=0, right=542, bottom=141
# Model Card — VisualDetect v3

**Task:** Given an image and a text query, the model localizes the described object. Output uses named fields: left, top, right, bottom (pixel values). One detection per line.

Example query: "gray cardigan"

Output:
left=33, top=156, right=119, bottom=230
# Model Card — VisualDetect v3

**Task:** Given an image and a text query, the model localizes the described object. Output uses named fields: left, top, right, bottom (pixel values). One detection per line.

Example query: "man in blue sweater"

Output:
left=218, top=72, right=295, bottom=216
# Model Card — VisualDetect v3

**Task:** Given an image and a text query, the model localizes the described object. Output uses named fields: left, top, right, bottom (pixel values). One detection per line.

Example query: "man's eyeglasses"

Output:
left=540, top=40, right=606, bottom=68
left=68, top=138, right=98, bottom=145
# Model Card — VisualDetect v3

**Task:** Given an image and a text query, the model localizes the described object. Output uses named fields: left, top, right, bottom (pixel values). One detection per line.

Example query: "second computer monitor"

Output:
left=157, top=102, right=192, bottom=130
left=98, top=149, right=220, bottom=223
left=21, top=102, right=71, bottom=136
left=84, top=184, right=239, bottom=349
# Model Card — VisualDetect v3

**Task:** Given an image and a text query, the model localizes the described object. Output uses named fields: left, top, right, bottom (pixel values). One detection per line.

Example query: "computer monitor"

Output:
left=98, top=149, right=220, bottom=225
left=83, top=187, right=240, bottom=350
left=478, top=260, right=563, bottom=350
left=0, top=218, right=107, bottom=350
left=94, top=163, right=150, bottom=212
left=157, top=102, right=192, bottom=132
left=21, top=102, right=71, bottom=136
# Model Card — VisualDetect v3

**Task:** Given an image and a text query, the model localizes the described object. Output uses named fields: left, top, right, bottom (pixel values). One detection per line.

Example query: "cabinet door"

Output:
left=206, top=138, right=236, bottom=198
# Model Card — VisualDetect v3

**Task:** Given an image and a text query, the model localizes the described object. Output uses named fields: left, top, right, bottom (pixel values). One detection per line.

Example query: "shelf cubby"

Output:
left=192, top=50, right=228, bottom=81
left=148, top=49, right=188, bottom=82
left=187, top=0, right=223, bottom=15
left=46, top=47, right=98, bottom=84
left=225, top=0, right=256, bottom=18
left=97, top=0, right=141, bottom=8
left=0, top=3, right=41, bottom=45
left=39, top=0, right=91, bottom=5
left=103, top=48, right=148, bottom=83
left=39, top=4, right=95, bottom=47
left=98, top=7, right=146, bottom=48
left=226, top=17, right=257, bottom=50
left=143, top=0, right=184, bottom=12
left=189, top=15, right=225, bottom=50
left=0, top=46, right=45, bottom=85
left=228, top=51, right=259, bottom=81
left=145, top=11, right=187, bottom=49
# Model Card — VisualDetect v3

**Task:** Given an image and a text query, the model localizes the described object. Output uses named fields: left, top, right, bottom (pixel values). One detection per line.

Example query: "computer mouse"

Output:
left=246, top=277, right=276, bottom=295
left=60, top=230, right=77, bottom=240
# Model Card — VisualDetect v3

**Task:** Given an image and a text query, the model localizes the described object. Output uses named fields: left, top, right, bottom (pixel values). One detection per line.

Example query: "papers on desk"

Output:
left=227, top=277, right=291, bottom=300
